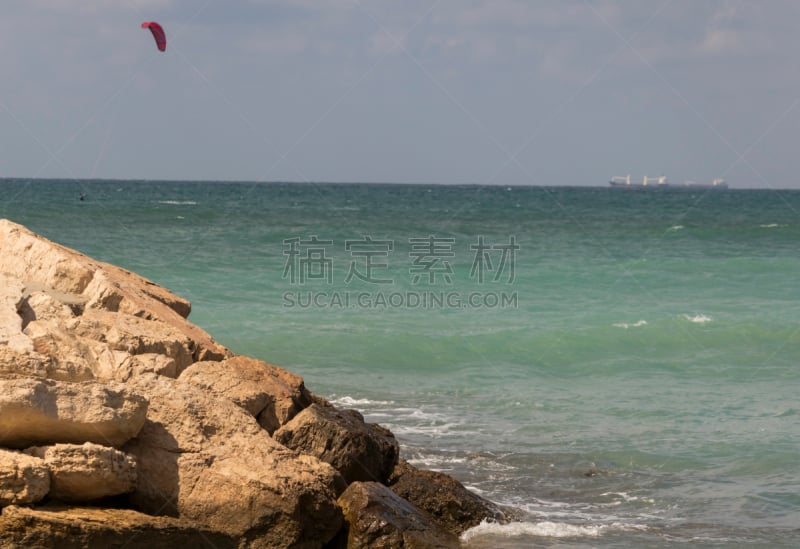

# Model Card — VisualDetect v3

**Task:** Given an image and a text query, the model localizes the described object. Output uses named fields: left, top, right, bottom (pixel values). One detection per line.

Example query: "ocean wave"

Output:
left=683, top=314, right=713, bottom=324
left=328, top=395, right=394, bottom=407
left=157, top=200, right=198, bottom=205
left=667, top=225, right=684, bottom=231
left=389, top=422, right=459, bottom=437
left=759, top=223, right=786, bottom=228
left=613, top=320, right=647, bottom=329
left=406, top=453, right=467, bottom=467
left=405, top=449, right=519, bottom=474
left=600, top=491, right=656, bottom=505
left=461, top=519, right=647, bottom=542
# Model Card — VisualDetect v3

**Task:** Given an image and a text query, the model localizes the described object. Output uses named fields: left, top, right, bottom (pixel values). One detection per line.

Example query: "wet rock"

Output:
left=387, top=459, right=507, bottom=535
left=274, top=403, right=399, bottom=484
left=337, top=481, right=459, bottom=549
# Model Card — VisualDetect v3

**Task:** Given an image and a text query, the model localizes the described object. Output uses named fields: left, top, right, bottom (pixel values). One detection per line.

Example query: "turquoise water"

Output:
left=3, top=179, right=800, bottom=547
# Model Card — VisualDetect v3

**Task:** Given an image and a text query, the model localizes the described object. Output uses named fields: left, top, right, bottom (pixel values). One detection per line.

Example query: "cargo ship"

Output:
left=609, top=175, right=728, bottom=189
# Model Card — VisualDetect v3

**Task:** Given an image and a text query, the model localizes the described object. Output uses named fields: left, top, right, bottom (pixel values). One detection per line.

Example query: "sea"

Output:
left=3, top=179, right=799, bottom=548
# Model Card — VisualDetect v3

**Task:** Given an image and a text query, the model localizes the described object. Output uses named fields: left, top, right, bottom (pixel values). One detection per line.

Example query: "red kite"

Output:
left=141, top=21, right=166, bottom=52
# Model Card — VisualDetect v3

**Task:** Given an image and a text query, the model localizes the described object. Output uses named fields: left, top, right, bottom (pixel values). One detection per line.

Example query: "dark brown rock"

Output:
left=337, top=481, right=459, bottom=549
left=274, top=403, right=399, bottom=484
left=387, top=459, right=506, bottom=536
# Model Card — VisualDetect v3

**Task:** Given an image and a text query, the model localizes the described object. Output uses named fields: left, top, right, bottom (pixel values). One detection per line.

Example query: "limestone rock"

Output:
left=274, top=403, right=399, bottom=484
left=0, top=274, right=93, bottom=381
left=0, top=504, right=237, bottom=548
left=180, top=356, right=312, bottom=434
left=0, top=448, right=50, bottom=506
left=26, top=443, right=137, bottom=502
left=0, top=274, right=34, bottom=355
left=387, top=459, right=507, bottom=536
left=0, top=219, right=229, bottom=369
left=0, top=346, right=94, bottom=382
left=123, top=374, right=345, bottom=548
left=71, top=309, right=196, bottom=379
left=337, top=481, right=459, bottom=549
left=0, top=378, right=147, bottom=449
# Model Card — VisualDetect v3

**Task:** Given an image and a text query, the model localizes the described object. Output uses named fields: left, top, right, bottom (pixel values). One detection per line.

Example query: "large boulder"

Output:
left=387, top=459, right=507, bottom=536
left=26, top=443, right=137, bottom=502
left=123, top=374, right=346, bottom=548
left=0, top=219, right=230, bottom=373
left=0, top=449, right=50, bottom=506
left=0, top=378, right=147, bottom=449
left=337, top=481, right=459, bottom=549
left=274, top=403, right=399, bottom=485
left=0, top=504, right=237, bottom=548
left=180, top=356, right=312, bottom=434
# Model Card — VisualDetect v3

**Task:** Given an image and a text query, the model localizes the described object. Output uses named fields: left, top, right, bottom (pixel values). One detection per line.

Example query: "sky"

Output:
left=1, top=1, right=799, bottom=188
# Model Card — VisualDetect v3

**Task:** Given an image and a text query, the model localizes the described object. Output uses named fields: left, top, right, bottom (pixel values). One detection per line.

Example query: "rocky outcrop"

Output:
left=0, top=378, right=147, bottom=449
left=0, top=219, right=505, bottom=547
left=274, top=403, right=399, bottom=484
left=337, top=482, right=460, bottom=549
left=0, top=449, right=49, bottom=506
left=26, top=443, right=137, bottom=502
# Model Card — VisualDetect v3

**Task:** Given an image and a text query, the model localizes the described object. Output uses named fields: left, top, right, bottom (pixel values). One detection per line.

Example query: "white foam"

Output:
left=613, top=320, right=647, bottom=329
left=759, top=223, right=785, bottom=228
left=668, top=225, right=684, bottom=231
left=390, top=423, right=457, bottom=437
left=406, top=454, right=467, bottom=468
left=328, top=395, right=394, bottom=407
left=461, top=519, right=647, bottom=541
left=601, top=491, right=656, bottom=504
left=157, top=200, right=197, bottom=205
left=683, top=314, right=712, bottom=324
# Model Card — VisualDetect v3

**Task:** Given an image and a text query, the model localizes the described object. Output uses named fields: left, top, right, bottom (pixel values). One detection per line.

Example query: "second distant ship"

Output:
left=609, top=175, right=728, bottom=189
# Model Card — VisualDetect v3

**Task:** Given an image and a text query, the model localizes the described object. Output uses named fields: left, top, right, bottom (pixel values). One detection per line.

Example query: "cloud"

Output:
left=697, top=1, right=795, bottom=57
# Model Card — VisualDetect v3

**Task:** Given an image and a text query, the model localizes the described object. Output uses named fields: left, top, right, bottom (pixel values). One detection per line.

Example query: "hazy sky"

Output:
left=1, top=1, right=798, bottom=188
